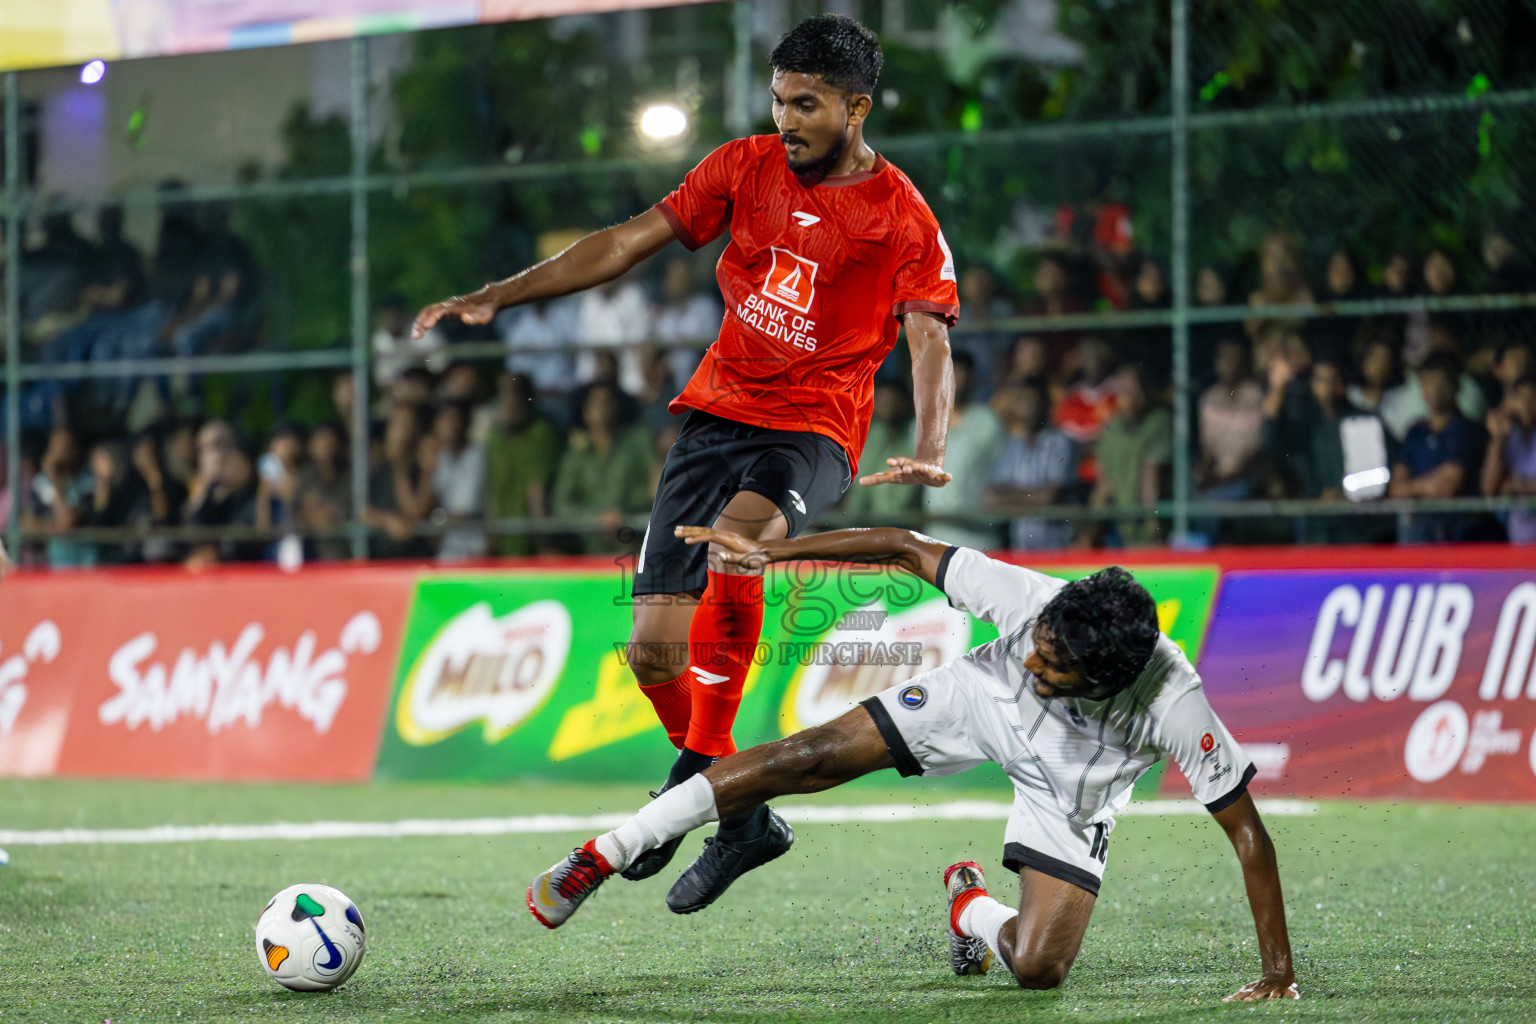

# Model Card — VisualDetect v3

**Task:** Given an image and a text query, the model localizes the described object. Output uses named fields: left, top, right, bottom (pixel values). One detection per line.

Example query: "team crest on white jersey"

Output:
left=762, top=246, right=819, bottom=314
left=792, top=211, right=820, bottom=227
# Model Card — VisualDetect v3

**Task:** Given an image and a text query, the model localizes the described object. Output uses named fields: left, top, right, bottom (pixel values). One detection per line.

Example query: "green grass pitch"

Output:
left=0, top=778, right=1532, bottom=1023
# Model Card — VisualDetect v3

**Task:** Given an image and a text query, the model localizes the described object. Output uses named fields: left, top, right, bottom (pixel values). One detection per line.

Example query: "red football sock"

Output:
left=683, top=569, right=764, bottom=757
left=638, top=672, right=693, bottom=750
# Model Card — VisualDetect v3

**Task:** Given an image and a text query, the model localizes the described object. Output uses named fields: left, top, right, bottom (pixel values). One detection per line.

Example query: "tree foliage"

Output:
left=238, top=0, right=1536, bottom=348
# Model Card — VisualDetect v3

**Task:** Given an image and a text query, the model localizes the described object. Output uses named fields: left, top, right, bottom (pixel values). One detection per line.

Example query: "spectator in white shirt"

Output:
left=495, top=297, right=580, bottom=395
left=577, top=280, right=651, bottom=394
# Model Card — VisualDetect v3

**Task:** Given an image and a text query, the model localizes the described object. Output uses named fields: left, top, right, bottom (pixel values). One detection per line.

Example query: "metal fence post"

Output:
left=1169, top=0, right=1192, bottom=544
left=4, top=73, right=20, bottom=560
left=727, top=1, right=753, bottom=137
left=349, top=36, right=372, bottom=560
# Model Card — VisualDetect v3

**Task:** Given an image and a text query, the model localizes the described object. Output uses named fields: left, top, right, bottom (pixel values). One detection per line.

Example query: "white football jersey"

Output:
left=936, top=546, right=1254, bottom=826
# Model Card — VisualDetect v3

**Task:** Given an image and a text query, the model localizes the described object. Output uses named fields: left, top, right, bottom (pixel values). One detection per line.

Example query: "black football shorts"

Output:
left=632, top=410, right=852, bottom=596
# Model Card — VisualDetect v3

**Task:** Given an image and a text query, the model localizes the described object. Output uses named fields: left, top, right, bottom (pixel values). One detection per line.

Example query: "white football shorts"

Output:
left=861, top=662, right=1111, bottom=896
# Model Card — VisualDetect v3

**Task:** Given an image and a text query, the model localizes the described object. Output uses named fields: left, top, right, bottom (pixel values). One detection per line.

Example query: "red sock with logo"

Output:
left=683, top=569, right=765, bottom=757
left=639, top=673, right=693, bottom=750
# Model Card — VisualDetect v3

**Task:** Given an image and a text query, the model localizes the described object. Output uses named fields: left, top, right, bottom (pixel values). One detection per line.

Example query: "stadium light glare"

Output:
left=638, top=104, right=688, bottom=142
left=80, top=60, right=107, bottom=85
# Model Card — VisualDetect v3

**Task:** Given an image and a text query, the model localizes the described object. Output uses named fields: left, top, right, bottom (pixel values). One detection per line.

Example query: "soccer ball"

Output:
left=254, top=883, right=366, bottom=991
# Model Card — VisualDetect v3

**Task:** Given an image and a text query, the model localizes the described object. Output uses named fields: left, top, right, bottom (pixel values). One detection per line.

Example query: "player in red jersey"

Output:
left=414, top=14, right=958, bottom=912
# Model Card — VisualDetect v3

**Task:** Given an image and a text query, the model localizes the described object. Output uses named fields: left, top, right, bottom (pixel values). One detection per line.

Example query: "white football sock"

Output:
left=593, top=774, right=719, bottom=871
left=958, top=895, right=1020, bottom=965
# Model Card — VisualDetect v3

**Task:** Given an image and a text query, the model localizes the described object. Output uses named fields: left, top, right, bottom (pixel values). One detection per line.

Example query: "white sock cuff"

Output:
left=654, top=774, right=720, bottom=829
left=959, top=896, right=1019, bottom=963
left=597, top=774, right=721, bottom=871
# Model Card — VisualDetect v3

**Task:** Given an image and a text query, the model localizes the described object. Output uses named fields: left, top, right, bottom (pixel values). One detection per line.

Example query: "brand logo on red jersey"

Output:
left=937, top=229, right=957, bottom=282
left=762, top=247, right=818, bottom=314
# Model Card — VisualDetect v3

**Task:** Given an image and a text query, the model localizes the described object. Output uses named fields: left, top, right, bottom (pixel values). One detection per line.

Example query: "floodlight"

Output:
left=638, top=104, right=688, bottom=142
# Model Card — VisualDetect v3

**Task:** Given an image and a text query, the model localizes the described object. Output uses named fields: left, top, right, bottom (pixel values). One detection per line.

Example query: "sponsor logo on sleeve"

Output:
left=900, top=685, right=928, bottom=710
left=936, top=229, right=956, bottom=282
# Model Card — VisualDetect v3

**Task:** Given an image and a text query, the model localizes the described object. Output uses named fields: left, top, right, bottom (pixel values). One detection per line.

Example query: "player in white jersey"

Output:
left=528, top=525, right=1298, bottom=1003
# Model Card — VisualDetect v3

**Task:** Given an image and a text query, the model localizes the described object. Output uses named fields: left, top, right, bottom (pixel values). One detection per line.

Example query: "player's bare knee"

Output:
left=625, top=638, right=682, bottom=688
left=1010, top=952, right=1072, bottom=990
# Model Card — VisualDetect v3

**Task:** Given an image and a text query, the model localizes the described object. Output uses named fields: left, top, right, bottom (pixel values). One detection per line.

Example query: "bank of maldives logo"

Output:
left=763, top=247, right=818, bottom=314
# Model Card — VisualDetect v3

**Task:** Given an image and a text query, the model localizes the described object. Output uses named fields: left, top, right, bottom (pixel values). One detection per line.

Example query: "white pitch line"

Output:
left=0, top=799, right=1314, bottom=847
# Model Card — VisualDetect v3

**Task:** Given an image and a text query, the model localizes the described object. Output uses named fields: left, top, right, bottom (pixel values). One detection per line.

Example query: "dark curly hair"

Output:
left=769, top=14, right=883, bottom=96
left=1037, top=567, right=1159, bottom=700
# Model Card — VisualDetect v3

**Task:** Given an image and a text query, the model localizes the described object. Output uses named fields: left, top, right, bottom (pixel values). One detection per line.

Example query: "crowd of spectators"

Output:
left=5, top=199, right=1536, bottom=568
left=905, top=224, right=1536, bottom=551
left=9, top=190, right=260, bottom=440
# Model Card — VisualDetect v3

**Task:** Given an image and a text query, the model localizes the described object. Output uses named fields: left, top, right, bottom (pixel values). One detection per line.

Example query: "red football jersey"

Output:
left=656, top=134, right=960, bottom=470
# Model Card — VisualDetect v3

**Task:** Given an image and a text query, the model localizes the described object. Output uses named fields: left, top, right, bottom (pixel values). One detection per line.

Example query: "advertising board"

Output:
left=1180, top=570, right=1536, bottom=800
left=0, top=569, right=414, bottom=780
left=0, top=0, right=713, bottom=73
left=375, top=561, right=1219, bottom=782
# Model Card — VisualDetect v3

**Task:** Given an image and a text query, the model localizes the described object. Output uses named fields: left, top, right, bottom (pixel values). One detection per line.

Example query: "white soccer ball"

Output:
left=254, top=883, right=366, bottom=992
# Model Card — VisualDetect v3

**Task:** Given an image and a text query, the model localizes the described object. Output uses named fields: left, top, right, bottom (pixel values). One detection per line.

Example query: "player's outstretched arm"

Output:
left=676, top=525, right=950, bottom=588
left=1212, top=791, right=1299, bottom=1002
left=860, top=312, right=953, bottom=488
left=412, top=207, right=677, bottom=338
